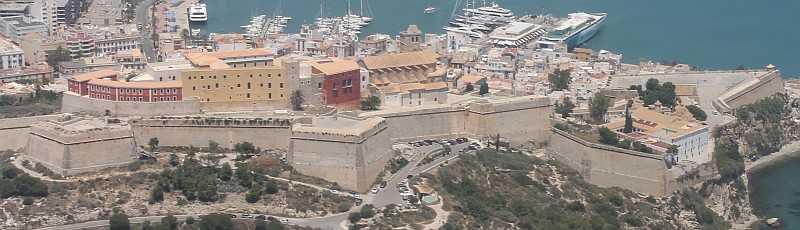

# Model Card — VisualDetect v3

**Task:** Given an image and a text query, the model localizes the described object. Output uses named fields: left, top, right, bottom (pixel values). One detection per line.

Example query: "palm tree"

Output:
left=290, top=90, right=304, bottom=110
left=180, top=29, right=191, bottom=46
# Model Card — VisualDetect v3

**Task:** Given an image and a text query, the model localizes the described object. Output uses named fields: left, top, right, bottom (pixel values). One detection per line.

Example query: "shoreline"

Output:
left=745, top=140, right=800, bottom=172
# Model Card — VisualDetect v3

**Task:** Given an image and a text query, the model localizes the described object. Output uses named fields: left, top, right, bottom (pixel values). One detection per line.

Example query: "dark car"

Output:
left=255, top=215, right=267, bottom=220
left=380, top=181, right=387, bottom=188
left=267, top=216, right=277, bottom=221
left=355, top=198, right=363, bottom=206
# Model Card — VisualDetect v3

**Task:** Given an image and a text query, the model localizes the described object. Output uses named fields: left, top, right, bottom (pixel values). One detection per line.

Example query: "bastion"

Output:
left=288, top=115, right=392, bottom=192
left=26, top=116, right=138, bottom=176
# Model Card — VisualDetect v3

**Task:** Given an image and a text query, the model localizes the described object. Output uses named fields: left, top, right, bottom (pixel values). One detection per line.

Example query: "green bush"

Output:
left=22, top=196, right=33, bottom=205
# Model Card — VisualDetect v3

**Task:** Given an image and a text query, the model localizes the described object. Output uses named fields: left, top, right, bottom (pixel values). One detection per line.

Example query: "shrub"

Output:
left=566, top=201, right=586, bottom=212
left=185, top=216, right=195, bottom=225
left=109, top=213, right=130, bottom=230
left=22, top=196, right=33, bottom=205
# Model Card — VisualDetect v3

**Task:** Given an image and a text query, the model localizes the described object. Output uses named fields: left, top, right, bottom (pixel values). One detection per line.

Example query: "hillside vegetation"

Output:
left=431, top=149, right=730, bottom=230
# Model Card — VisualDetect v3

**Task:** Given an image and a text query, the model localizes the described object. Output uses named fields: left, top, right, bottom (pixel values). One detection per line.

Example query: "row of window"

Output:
left=192, top=82, right=283, bottom=90
left=187, top=73, right=283, bottom=80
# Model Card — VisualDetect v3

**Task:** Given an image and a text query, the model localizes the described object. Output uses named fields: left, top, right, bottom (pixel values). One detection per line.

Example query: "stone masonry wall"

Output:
left=61, top=92, right=201, bottom=117
left=0, top=115, right=61, bottom=150
left=130, top=118, right=292, bottom=150
left=26, top=126, right=137, bottom=176
left=548, top=129, right=670, bottom=196
left=466, top=96, right=551, bottom=147
left=714, top=70, right=784, bottom=113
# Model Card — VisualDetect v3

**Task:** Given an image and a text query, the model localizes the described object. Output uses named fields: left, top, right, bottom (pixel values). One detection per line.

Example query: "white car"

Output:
left=329, top=189, right=339, bottom=195
left=402, top=178, right=409, bottom=183
left=371, top=188, right=379, bottom=194
left=280, top=218, right=290, bottom=224
left=353, top=194, right=361, bottom=199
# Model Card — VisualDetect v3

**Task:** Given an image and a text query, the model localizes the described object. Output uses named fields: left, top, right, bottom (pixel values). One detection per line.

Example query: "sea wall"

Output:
left=0, top=115, right=61, bottom=150
left=61, top=92, right=201, bottom=117
left=129, top=117, right=293, bottom=150
left=547, top=129, right=671, bottom=196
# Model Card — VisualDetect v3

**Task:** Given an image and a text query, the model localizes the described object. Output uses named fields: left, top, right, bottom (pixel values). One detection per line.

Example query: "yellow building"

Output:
left=181, top=66, right=288, bottom=103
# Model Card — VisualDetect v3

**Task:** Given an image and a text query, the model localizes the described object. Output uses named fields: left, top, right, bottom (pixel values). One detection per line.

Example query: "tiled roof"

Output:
left=306, top=58, right=360, bottom=75
left=70, top=69, right=118, bottom=82
left=361, top=51, right=438, bottom=70
left=88, top=79, right=182, bottom=89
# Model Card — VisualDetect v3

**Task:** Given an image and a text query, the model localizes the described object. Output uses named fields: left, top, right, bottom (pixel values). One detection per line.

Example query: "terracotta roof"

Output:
left=88, top=79, right=182, bottom=89
left=70, top=69, right=118, bottom=82
left=305, top=58, right=360, bottom=75
left=458, top=75, right=485, bottom=84
left=202, top=48, right=273, bottom=59
left=183, top=53, right=230, bottom=69
left=361, top=51, right=438, bottom=70
left=183, top=48, right=274, bottom=69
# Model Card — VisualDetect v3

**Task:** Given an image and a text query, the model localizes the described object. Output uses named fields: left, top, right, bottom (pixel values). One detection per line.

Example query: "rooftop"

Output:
left=88, top=78, right=182, bottom=89
left=361, top=51, right=438, bottom=70
left=0, top=38, right=22, bottom=53
left=70, top=69, right=118, bottom=82
left=0, top=15, right=46, bottom=28
left=305, top=58, right=360, bottom=75
left=293, top=115, right=385, bottom=136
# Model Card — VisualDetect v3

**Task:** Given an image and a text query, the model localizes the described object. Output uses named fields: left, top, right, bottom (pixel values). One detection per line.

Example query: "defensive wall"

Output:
left=62, top=92, right=201, bottom=116
left=713, top=70, right=784, bottom=113
left=363, top=95, right=552, bottom=147
left=129, top=117, right=293, bottom=150
left=0, top=114, right=62, bottom=150
left=289, top=115, right=392, bottom=192
left=548, top=128, right=714, bottom=196
left=25, top=118, right=137, bottom=176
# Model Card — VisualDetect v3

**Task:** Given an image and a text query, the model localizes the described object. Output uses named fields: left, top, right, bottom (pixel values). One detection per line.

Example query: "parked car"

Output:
left=355, top=198, right=363, bottom=206
left=267, top=216, right=277, bottom=221
left=280, top=218, right=290, bottom=224
left=372, top=188, right=379, bottom=194
left=255, top=215, right=266, bottom=220
left=241, top=214, right=252, bottom=219
left=349, top=190, right=358, bottom=196
left=228, top=214, right=237, bottom=218
left=353, top=194, right=361, bottom=199
left=329, top=189, right=339, bottom=195
left=380, top=181, right=387, bottom=188
left=402, top=178, right=409, bottom=183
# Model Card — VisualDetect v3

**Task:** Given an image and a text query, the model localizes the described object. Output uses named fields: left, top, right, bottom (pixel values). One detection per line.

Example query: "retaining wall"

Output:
left=61, top=92, right=201, bottom=117
left=547, top=129, right=670, bottom=196
left=26, top=125, right=137, bottom=176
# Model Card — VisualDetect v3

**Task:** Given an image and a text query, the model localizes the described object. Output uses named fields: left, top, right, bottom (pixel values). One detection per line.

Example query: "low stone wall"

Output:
left=0, top=115, right=61, bottom=150
left=61, top=92, right=201, bottom=117
left=547, top=129, right=671, bottom=196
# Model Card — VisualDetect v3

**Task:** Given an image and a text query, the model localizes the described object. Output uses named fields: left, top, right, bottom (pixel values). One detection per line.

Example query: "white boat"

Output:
left=425, top=7, right=437, bottom=14
left=188, top=4, right=207, bottom=22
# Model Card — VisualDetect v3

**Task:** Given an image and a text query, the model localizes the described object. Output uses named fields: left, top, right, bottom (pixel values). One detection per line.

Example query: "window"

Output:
left=200, top=76, right=204, bottom=79
left=268, top=83, right=272, bottom=88
left=193, top=86, right=196, bottom=90
left=280, top=83, right=283, bottom=88
left=250, top=74, right=253, bottom=78
left=268, top=93, right=272, bottom=99
left=278, top=74, right=282, bottom=77
left=268, top=74, right=272, bottom=77
left=318, top=82, right=322, bottom=88
left=173, top=96, right=177, bottom=101
left=247, top=82, right=251, bottom=89
left=223, top=75, right=227, bottom=79
left=237, top=84, right=241, bottom=88
left=215, top=83, right=219, bottom=88
left=247, top=93, right=250, bottom=98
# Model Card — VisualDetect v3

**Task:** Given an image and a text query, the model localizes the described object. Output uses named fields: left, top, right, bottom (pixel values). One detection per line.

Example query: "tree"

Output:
left=589, top=92, right=610, bottom=123
left=12, top=174, right=48, bottom=197
left=148, top=137, right=159, bottom=151
left=0, top=179, right=12, bottom=198
left=255, top=219, right=267, bottom=230
left=235, top=163, right=253, bottom=188
left=141, top=220, right=152, bottom=230
left=360, top=95, right=381, bottom=110
left=479, top=83, right=489, bottom=95
left=2, top=165, right=19, bottom=179
left=266, top=219, right=285, bottom=230
left=245, top=187, right=261, bottom=203
left=465, top=83, right=474, bottom=92
left=547, top=68, right=571, bottom=91
left=360, top=204, right=376, bottom=218
left=161, top=214, right=178, bottom=230
left=169, top=153, right=180, bottom=167
left=185, top=216, right=195, bottom=225
left=180, top=29, right=191, bottom=46
left=109, top=213, right=131, bottom=230
left=199, top=213, right=234, bottom=230
left=22, top=196, right=33, bottom=205
left=150, top=186, right=164, bottom=203
left=623, top=103, right=633, bottom=133
left=736, top=64, right=745, bottom=70
left=667, top=145, right=679, bottom=155
left=598, top=127, right=619, bottom=145
left=264, top=179, right=279, bottom=194
left=348, top=212, right=362, bottom=224
left=554, top=97, right=575, bottom=118
left=290, top=89, right=304, bottom=111
left=45, top=46, right=71, bottom=72
left=686, top=105, right=708, bottom=121
left=234, top=142, right=257, bottom=160
left=208, top=140, right=220, bottom=151
left=0, top=95, right=15, bottom=106
left=218, top=163, right=232, bottom=181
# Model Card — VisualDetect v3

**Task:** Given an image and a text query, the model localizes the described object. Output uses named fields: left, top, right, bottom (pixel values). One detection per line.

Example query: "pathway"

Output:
left=423, top=200, right=450, bottom=230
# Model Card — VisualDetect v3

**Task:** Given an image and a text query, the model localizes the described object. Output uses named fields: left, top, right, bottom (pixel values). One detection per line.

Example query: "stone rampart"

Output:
left=130, top=117, right=292, bottom=150
left=713, top=70, right=784, bottom=113
left=548, top=129, right=671, bottom=196
left=61, top=92, right=201, bottom=117
left=0, top=115, right=61, bottom=150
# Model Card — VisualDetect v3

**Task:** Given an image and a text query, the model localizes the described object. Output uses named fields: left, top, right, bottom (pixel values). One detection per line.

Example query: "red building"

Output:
left=87, top=79, right=182, bottom=102
left=306, top=59, right=361, bottom=104
left=67, top=69, right=118, bottom=96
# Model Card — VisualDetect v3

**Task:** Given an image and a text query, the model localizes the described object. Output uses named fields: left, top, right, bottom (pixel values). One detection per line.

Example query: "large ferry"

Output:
left=540, top=12, right=606, bottom=50
left=188, top=4, right=208, bottom=23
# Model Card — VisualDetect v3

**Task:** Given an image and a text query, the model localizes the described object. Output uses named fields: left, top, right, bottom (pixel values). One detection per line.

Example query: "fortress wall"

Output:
left=365, top=106, right=467, bottom=142
left=62, top=92, right=201, bottom=117
left=356, top=126, right=393, bottom=192
left=199, top=100, right=287, bottom=113
left=548, top=129, right=669, bottom=196
left=289, top=138, right=360, bottom=190
left=466, top=96, right=552, bottom=147
left=717, top=70, right=784, bottom=112
left=130, top=118, right=292, bottom=150
left=25, top=133, right=67, bottom=175
left=0, top=115, right=61, bottom=150
left=64, top=136, right=137, bottom=175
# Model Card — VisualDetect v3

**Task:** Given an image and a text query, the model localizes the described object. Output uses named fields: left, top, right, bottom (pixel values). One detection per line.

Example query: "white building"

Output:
left=0, top=15, right=49, bottom=43
left=129, top=60, right=195, bottom=82
left=0, top=38, right=25, bottom=69
left=377, top=82, right=448, bottom=107
left=607, top=107, right=710, bottom=163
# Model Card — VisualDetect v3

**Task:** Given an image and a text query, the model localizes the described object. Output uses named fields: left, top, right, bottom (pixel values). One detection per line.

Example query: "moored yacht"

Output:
left=188, top=4, right=207, bottom=23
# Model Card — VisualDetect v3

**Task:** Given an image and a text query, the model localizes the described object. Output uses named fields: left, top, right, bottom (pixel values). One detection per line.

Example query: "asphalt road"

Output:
left=135, top=0, right=157, bottom=62
left=35, top=140, right=478, bottom=230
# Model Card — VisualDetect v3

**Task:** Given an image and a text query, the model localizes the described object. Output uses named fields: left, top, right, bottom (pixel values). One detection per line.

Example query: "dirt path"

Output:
left=423, top=199, right=450, bottom=230
left=11, top=156, right=159, bottom=183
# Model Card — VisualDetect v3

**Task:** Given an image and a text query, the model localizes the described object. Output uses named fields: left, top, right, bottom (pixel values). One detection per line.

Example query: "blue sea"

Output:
left=194, top=0, right=800, bottom=78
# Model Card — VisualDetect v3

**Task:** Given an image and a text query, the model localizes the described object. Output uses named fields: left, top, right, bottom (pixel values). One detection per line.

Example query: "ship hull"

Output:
left=563, top=13, right=605, bottom=50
